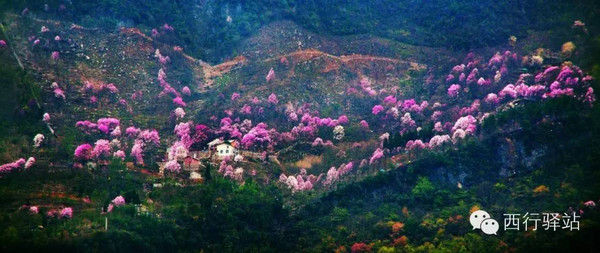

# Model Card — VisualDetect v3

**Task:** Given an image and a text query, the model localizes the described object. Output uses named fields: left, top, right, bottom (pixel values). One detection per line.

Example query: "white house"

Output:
left=208, top=138, right=239, bottom=159
left=215, top=142, right=238, bottom=158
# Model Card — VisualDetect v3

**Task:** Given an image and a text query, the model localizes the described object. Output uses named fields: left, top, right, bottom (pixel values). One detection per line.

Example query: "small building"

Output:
left=189, top=171, right=203, bottom=181
left=215, top=142, right=238, bottom=158
left=183, top=156, right=200, bottom=171
left=208, top=139, right=239, bottom=159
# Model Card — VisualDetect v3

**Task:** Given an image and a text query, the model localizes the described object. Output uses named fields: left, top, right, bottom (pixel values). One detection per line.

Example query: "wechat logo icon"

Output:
left=470, top=210, right=499, bottom=235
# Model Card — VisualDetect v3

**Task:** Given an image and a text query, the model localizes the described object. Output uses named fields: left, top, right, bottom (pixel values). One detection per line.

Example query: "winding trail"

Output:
left=264, top=48, right=401, bottom=64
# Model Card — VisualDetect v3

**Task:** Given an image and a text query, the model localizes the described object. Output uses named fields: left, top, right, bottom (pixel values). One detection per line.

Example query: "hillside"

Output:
left=1, top=3, right=600, bottom=252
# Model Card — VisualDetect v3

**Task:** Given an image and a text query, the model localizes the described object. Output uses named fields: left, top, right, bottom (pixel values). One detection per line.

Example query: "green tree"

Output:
left=411, top=177, right=435, bottom=199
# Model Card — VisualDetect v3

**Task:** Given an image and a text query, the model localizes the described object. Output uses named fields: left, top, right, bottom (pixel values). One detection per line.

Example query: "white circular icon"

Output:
left=469, top=210, right=491, bottom=229
left=480, top=218, right=499, bottom=235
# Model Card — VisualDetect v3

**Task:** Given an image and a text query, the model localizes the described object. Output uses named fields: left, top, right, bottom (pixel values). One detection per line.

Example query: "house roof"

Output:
left=184, top=156, right=199, bottom=161
left=207, top=138, right=223, bottom=147
left=209, top=138, right=238, bottom=148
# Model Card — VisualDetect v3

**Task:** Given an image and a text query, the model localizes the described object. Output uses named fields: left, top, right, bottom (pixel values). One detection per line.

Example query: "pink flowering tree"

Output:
left=452, top=115, right=477, bottom=135
left=372, top=105, right=384, bottom=115
left=97, top=118, right=120, bottom=135
left=447, top=84, right=460, bottom=97
left=231, top=92, right=241, bottom=101
left=165, top=160, right=181, bottom=174
left=113, top=150, right=126, bottom=160
left=125, top=126, right=141, bottom=138
left=25, top=157, right=36, bottom=169
left=74, top=144, right=93, bottom=161
left=266, top=68, right=275, bottom=82
left=173, top=96, right=186, bottom=107
left=182, top=86, right=191, bottom=96
left=0, top=158, right=26, bottom=174
left=369, top=148, right=385, bottom=165
left=241, top=123, right=272, bottom=150
left=267, top=93, right=279, bottom=105
left=92, top=139, right=111, bottom=159
left=60, top=207, right=73, bottom=219
left=359, top=120, right=370, bottom=130
left=131, top=140, right=145, bottom=165
left=33, top=134, right=44, bottom=148
left=174, top=107, right=186, bottom=119
left=112, top=195, right=126, bottom=206
left=406, top=139, right=428, bottom=151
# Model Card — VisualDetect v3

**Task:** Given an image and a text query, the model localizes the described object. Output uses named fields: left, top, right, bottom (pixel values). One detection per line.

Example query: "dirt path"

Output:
left=265, top=48, right=401, bottom=64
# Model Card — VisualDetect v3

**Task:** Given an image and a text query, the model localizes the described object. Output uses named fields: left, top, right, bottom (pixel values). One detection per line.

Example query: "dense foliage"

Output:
left=2, top=96, right=600, bottom=252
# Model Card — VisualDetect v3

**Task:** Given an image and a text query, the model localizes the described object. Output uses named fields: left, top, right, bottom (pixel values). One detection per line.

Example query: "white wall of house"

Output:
left=216, top=143, right=237, bottom=158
